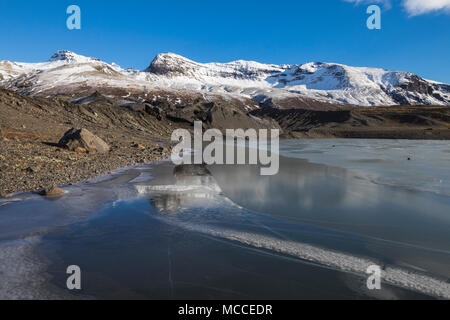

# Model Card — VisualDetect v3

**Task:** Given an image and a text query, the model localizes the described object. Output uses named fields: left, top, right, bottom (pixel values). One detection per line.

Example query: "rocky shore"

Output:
left=0, top=137, right=171, bottom=198
left=0, top=89, right=174, bottom=198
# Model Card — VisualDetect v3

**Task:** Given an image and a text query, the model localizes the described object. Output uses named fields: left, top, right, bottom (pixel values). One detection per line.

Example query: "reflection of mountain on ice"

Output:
left=136, top=165, right=233, bottom=213
left=135, top=164, right=450, bottom=299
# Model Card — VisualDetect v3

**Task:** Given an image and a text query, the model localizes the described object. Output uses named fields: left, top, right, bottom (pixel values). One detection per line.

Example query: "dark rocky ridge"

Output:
left=252, top=105, right=450, bottom=139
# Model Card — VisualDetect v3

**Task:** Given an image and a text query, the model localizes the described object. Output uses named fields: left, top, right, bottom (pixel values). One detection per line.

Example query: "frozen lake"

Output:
left=0, top=139, right=449, bottom=299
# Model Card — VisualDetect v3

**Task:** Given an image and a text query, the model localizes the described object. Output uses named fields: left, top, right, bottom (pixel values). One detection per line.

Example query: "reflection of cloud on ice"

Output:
left=134, top=164, right=450, bottom=299
left=210, top=161, right=376, bottom=211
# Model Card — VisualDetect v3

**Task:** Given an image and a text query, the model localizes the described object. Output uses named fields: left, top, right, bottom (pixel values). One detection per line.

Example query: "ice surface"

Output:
left=1, top=148, right=449, bottom=299
left=280, top=139, right=450, bottom=197
left=0, top=238, right=72, bottom=299
left=137, top=164, right=450, bottom=299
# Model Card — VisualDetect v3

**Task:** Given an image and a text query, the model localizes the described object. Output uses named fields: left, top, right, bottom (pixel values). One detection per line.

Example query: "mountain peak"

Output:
left=153, top=52, right=193, bottom=62
left=48, top=50, right=99, bottom=63
left=145, top=52, right=197, bottom=74
left=144, top=52, right=285, bottom=79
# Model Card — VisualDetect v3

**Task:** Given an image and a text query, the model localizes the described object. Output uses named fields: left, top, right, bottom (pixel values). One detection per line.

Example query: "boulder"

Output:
left=59, top=128, right=110, bottom=154
left=39, top=186, right=66, bottom=196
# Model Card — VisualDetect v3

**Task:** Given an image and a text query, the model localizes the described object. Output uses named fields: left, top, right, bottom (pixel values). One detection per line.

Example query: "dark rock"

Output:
left=39, top=186, right=66, bottom=196
left=58, top=128, right=110, bottom=154
left=25, top=167, right=35, bottom=173
left=145, top=104, right=163, bottom=120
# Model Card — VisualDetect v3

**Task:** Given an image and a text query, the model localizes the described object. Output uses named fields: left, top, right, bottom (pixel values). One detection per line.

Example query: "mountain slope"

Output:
left=0, top=50, right=449, bottom=107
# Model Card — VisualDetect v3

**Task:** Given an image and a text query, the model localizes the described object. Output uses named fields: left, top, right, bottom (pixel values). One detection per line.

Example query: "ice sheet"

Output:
left=280, top=139, right=450, bottom=196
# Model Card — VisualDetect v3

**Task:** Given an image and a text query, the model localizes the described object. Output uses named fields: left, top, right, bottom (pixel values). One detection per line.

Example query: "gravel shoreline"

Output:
left=0, top=88, right=177, bottom=198
left=0, top=138, right=171, bottom=198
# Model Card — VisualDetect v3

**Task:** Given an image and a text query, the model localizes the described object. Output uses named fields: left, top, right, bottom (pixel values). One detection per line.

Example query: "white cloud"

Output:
left=344, top=0, right=450, bottom=15
left=402, top=0, right=450, bottom=16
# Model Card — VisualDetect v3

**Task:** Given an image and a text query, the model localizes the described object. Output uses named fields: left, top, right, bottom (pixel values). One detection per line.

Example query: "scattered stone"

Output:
left=58, top=128, right=110, bottom=154
left=25, top=167, right=35, bottom=174
left=74, top=147, right=88, bottom=153
left=39, top=186, right=66, bottom=196
left=133, top=143, right=146, bottom=150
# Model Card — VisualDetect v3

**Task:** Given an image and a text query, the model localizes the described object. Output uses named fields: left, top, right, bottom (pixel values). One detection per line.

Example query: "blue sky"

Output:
left=0, top=0, right=449, bottom=82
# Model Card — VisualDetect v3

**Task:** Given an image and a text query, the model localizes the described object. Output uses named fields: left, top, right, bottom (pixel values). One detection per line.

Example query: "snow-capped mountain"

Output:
left=0, top=50, right=449, bottom=107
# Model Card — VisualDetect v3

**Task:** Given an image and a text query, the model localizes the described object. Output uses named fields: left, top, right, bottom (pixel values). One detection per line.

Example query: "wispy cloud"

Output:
left=403, top=0, right=450, bottom=16
left=343, top=0, right=450, bottom=16
left=343, top=0, right=392, bottom=10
